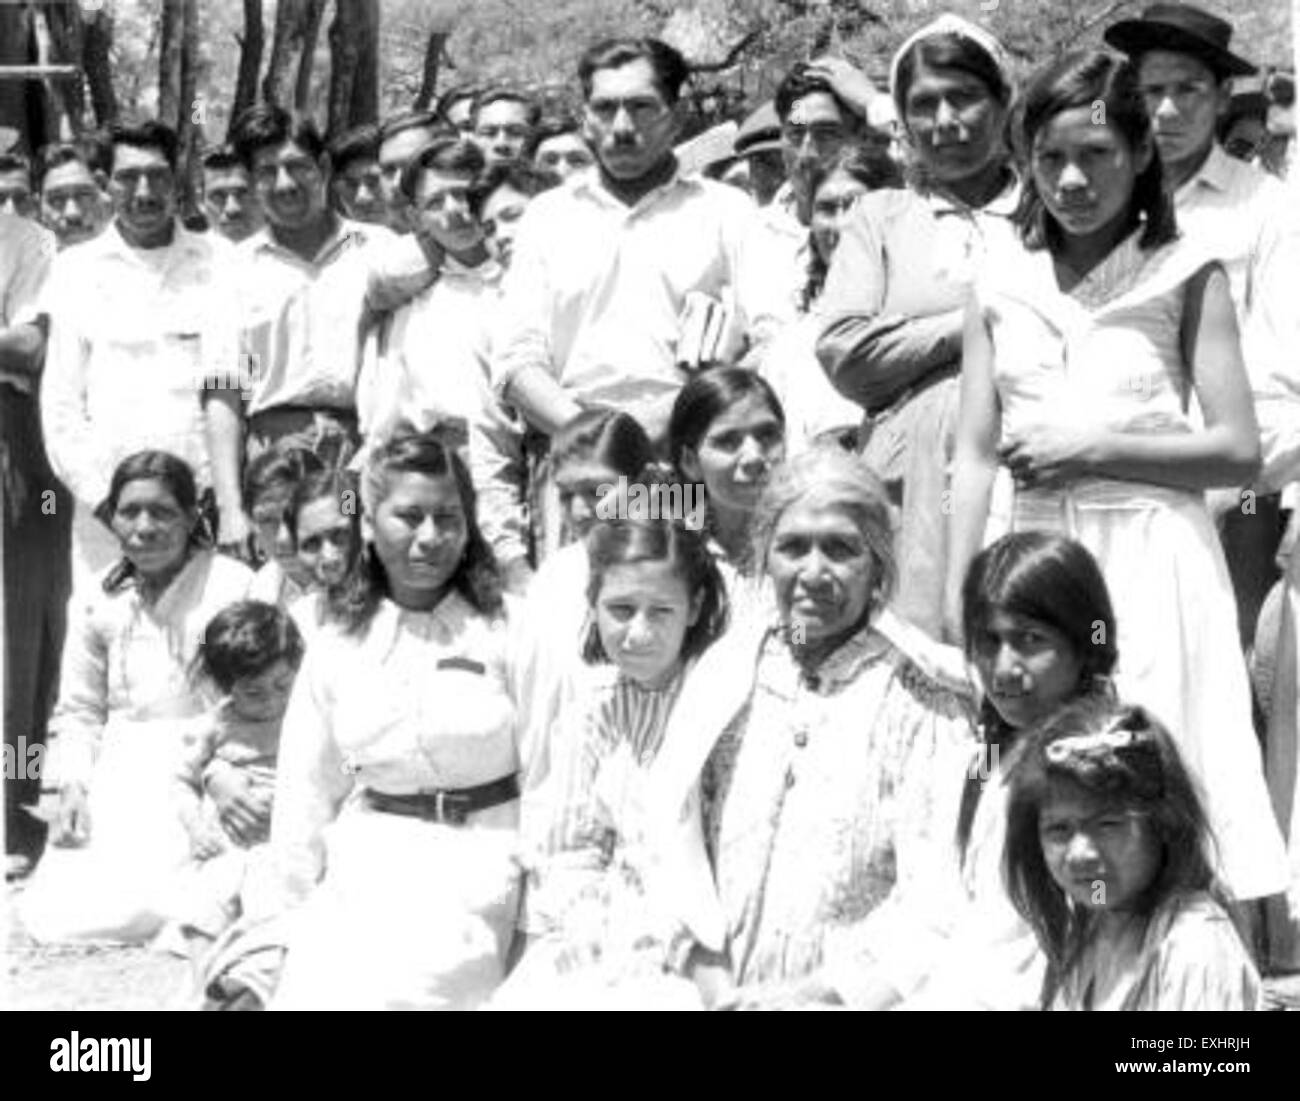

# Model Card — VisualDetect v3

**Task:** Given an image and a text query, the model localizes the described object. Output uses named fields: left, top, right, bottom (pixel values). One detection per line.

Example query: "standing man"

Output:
left=40, top=119, right=239, bottom=582
left=37, top=144, right=108, bottom=248
left=376, top=110, right=448, bottom=232
left=201, top=145, right=264, bottom=244
left=328, top=123, right=388, bottom=226
left=206, top=105, right=395, bottom=544
left=1106, top=4, right=1300, bottom=649
left=493, top=36, right=778, bottom=445
left=1, top=212, right=62, bottom=879
left=531, top=115, right=596, bottom=182
left=471, top=88, right=541, bottom=168
left=0, top=151, right=35, bottom=218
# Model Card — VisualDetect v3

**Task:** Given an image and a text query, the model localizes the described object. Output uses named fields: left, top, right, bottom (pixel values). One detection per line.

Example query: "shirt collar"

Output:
left=926, top=170, right=1021, bottom=219
left=247, top=215, right=367, bottom=267
left=1179, top=143, right=1235, bottom=196
left=101, top=218, right=205, bottom=262
left=572, top=161, right=701, bottom=215
left=763, top=615, right=894, bottom=692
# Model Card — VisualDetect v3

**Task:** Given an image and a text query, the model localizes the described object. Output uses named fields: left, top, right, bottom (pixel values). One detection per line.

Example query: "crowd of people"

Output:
left=2, top=2, right=1299, bottom=1011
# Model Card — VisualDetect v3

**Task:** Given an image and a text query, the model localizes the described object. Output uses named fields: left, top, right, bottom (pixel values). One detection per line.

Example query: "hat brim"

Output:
left=1104, top=20, right=1257, bottom=77
left=734, top=136, right=784, bottom=157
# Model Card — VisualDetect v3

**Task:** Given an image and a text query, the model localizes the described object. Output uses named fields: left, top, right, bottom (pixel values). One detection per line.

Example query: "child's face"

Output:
left=1038, top=783, right=1161, bottom=913
left=595, top=559, right=702, bottom=689
left=680, top=393, right=785, bottom=515
left=295, top=495, right=355, bottom=589
left=229, top=659, right=298, bottom=724
left=555, top=458, right=620, bottom=544
left=970, top=610, right=1084, bottom=730
left=251, top=487, right=302, bottom=577
left=1030, top=106, right=1151, bottom=244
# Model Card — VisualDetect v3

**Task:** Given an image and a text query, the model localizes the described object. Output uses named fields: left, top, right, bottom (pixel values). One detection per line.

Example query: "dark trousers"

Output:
left=2, top=387, right=72, bottom=859
left=1218, top=492, right=1284, bottom=654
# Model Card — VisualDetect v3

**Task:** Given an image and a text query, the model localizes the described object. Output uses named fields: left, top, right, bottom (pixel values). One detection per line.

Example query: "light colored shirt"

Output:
left=491, top=168, right=782, bottom=426
left=1175, top=144, right=1300, bottom=490
left=0, top=213, right=53, bottom=392
left=357, top=256, right=529, bottom=566
left=235, top=217, right=396, bottom=415
left=40, top=220, right=237, bottom=507
left=749, top=181, right=808, bottom=323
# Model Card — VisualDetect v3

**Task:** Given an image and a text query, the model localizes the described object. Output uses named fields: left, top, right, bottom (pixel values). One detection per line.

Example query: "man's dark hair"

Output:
left=471, top=86, right=542, bottom=128
left=327, top=122, right=380, bottom=173
left=378, top=109, right=448, bottom=147
left=0, top=150, right=32, bottom=182
left=469, top=159, right=561, bottom=217
left=231, top=104, right=326, bottom=170
left=399, top=136, right=486, bottom=203
left=578, top=37, right=690, bottom=105
left=108, top=118, right=179, bottom=173
left=774, top=62, right=860, bottom=125
left=200, top=145, right=246, bottom=174
left=35, top=143, right=91, bottom=190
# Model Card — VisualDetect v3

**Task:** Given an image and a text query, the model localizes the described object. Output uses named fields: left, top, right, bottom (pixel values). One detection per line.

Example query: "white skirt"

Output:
left=1001, top=479, right=1290, bottom=901
left=270, top=799, right=522, bottom=1011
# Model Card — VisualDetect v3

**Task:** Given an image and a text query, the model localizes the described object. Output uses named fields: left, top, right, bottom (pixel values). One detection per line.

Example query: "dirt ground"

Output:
left=4, top=878, right=191, bottom=1011
left=6, top=874, right=1300, bottom=1011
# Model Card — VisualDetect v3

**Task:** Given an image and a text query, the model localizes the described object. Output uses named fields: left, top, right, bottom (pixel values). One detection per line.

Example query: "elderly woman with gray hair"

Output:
left=647, top=444, right=976, bottom=1010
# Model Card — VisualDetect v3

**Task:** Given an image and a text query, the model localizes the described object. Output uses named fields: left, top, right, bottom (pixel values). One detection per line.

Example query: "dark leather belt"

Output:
left=363, top=774, right=519, bottom=826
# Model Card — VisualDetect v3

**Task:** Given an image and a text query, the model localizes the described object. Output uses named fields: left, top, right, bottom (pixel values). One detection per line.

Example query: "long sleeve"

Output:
left=43, top=595, right=110, bottom=789
left=469, top=351, right=529, bottom=569
left=490, top=210, right=555, bottom=398
left=815, top=201, right=964, bottom=413
left=261, top=643, right=353, bottom=915
left=39, top=260, right=109, bottom=508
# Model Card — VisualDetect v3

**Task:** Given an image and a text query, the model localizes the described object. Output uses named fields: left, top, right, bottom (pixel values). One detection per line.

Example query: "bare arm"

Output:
left=203, top=387, right=251, bottom=552
left=502, top=366, right=583, bottom=437
left=1001, top=264, right=1260, bottom=493
left=943, top=298, right=1002, bottom=645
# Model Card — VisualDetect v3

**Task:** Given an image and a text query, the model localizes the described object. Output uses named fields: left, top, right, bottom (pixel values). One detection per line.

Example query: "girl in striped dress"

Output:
left=495, top=517, right=729, bottom=1008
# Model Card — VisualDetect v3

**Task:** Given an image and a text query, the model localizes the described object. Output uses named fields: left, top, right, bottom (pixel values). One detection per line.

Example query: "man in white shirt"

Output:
left=1107, top=4, right=1300, bottom=649
left=357, top=139, right=536, bottom=588
left=492, top=36, right=779, bottom=446
left=40, top=119, right=238, bottom=583
left=206, top=105, right=396, bottom=552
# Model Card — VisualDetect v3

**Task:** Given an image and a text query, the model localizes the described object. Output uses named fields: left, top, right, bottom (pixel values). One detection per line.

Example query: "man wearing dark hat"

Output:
left=731, top=101, right=786, bottom=207
left=1108, top=3, right=1300, bottom=656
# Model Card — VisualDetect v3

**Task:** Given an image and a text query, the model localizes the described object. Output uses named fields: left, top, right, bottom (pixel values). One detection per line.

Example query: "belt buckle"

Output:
left=433, top=790, right=469, bottom=826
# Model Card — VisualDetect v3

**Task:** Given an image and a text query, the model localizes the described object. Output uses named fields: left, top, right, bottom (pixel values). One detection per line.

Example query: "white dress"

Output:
left=260, top=593, right=524, bottom=1010
left=977, top=230, right=1289, bottom=900
left=20, top=551, right=253, bottom=943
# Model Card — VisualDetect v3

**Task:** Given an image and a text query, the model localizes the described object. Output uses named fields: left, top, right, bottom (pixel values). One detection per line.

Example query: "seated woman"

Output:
left=514, top=409, right=656, bottom=777
left=247, top=426, right=525, bottom=1010
left=496, top=517, right=729, bottom=1008
left=863, top=532, right=1120, bottom=1010
left=1005, top=698, right=1261, bottom=1011
left=21, top=450, right=253, bottom=944
left=648, top=445, right=976, bottom=1009
left=667, top=367, right=787, bottom=615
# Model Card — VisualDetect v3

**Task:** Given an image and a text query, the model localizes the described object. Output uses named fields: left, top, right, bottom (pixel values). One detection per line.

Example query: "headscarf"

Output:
left=889, top=13, right=1014, bottom=121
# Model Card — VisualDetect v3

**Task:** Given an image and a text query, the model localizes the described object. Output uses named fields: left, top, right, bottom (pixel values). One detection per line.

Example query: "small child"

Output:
left=165, top=600, right=304, bottom=964
left=1004, top=697, right=1261, bottom=1011
left=244, top=445, right=323, bottom=606
left=498, top=516, right=729, bottom=1008
left=283, top=468, right=361, bottom=637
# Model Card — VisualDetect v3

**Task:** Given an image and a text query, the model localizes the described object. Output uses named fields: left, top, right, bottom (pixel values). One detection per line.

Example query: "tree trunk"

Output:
left=327, top=0, right=379, bottom=136
left=262, top=0, right=312, bottom=109
left=158, top=0, right=184, bottom=127
left=295, top=0, right=326, bottom=113
left=40, top=2, right=86, bottom=137
left=177, top=0, right=200, bottom=218
left=0, top=6, right=35, bottom=151
left=230, top=0, right=264, bottom=136
left=414, top=30, right=451, bottom=110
